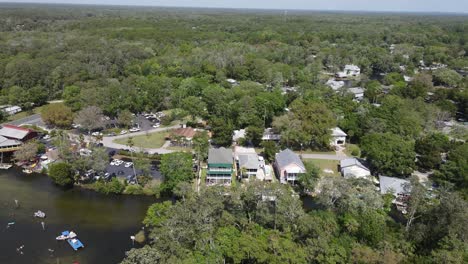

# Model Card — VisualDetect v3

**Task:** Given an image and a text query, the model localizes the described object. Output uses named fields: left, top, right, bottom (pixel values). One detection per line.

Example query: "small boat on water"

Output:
left=33, top=210, right=46, bottom=218
left=67, top=238, right=84, bottom=251
left=56, top=230, right=77, bottom=241
left=0, top=163, right=12, bottom=169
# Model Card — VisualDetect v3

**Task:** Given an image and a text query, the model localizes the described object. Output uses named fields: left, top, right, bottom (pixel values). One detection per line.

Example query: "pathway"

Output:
left=101, top=125, right=180, bottom=154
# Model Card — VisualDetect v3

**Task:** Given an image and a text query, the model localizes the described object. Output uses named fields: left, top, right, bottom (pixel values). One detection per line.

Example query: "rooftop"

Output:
left=0, top=135, right=22, bottom=148
left=208, top=147, right=233, bottom=164
left=171, top=127, right=197, bottom=139
left=331, top=127, right=347, bottom=137
left=340, top=158, right=369, bottom=171
left=379, top=176, right=410, bottom=195
left=0, top=125, right=33, bottom=140
left=275, top=149, right=305, bottom=171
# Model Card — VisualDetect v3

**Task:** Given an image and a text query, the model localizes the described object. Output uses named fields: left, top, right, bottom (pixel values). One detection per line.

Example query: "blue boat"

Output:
left=67, top=238, right=84, bottom=251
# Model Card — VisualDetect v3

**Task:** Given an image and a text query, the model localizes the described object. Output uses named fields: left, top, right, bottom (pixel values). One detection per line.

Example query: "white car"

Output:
left=120, top=130, right=128, bottom=135
left=129, top=127, right=140, bottom=133
left=152, top=123, right=160, bottom=128
left=110, top=160, right=116, bottom=166
left=91, top=132, right=103, bottom=137
left=124, top=162, right=133, bottom=168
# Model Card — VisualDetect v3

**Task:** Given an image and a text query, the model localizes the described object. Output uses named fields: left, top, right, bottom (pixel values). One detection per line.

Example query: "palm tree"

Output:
left=126, top=137, right=138, bottom=185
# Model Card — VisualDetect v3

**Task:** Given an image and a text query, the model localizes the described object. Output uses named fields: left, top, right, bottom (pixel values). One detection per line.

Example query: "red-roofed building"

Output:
left=0, top=125, right=38, bottom=142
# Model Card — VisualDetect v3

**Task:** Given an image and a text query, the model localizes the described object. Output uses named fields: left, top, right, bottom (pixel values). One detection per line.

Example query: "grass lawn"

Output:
left=166, top=146, right=193, bottom=152
left=300, top=148, right=336, bottom=155
left=113, top=132, right=167, bottom=148
left=303, top=159, right=341, bottom=177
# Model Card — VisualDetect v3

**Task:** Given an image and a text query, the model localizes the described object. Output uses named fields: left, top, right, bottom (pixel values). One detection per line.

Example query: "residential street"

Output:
left=101, top=125, right=180, bottom=154
left=5, top=113, right=45, bottom=127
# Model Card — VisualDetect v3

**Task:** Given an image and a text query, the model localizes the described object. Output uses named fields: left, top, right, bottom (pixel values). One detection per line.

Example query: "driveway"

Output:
left=101, top=125, right=180, bottom=154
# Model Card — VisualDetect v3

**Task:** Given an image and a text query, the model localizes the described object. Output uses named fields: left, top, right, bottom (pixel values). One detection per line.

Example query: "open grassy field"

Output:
left=114, top=131, right=167, bottom=149
left=303, top=159, right=341, bottom=177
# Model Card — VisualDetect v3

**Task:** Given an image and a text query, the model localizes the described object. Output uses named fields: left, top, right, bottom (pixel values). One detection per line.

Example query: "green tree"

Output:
left=41, top=103, right=74, bottom=128
left=361, top=133, right=416, bottom=177
left=245, top=125, right=264, bottom=147
left=298, top=162, right=320, bottom=193
left=62, top=85, right=82, bottom=111
left=118, top=109, right=134, bottom=128
left=13, top=141, right=38, bottom=162
left=261, top=141, right=279, bottom=162
left=48, top=162, right=74, bottom=187
left=74, top=105, right=105, bottom=134
left=415, top=133, right=450, bottom=171
left=433, top=68, right=462, bottom=87
left=181, top=96, right=207, bottom=121
left=160, top=152, right=193, bottom=194
left=210, top=117, right=234, bottom=147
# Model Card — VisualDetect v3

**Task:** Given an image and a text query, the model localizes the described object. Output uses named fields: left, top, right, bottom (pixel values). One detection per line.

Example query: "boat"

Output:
left=22, top=169, right=33, bottom=174
left=56, top=230, right=77, bottom=241
left=33, top=210, right=46, bottom=218
left=67, top=238, right=84, bottom=251
left=0, top=163, right=12, bottom=169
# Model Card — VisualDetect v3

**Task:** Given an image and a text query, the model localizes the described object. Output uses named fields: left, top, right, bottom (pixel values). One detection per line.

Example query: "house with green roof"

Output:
left=207, top=147, right=233, bottom=185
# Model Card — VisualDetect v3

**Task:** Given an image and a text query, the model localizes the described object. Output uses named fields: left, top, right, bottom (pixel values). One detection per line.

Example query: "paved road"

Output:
left=6, top=113, right=45, bottom=127
left=101, top=125, right=180, bottom=154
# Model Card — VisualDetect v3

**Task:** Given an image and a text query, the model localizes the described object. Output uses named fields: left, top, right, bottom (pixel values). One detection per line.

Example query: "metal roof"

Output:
left=208, top=147, right=233, bottom=164
left=275, top=149, right=305, bottom=171
left=238, top=153, right=261, bottom=170
left=331, top=127, right=347, bottom=137
left=340, top=158, right=369, bottom=171
left=379, top=176, right=410, bottom=195
left=0, top=125, right=32, bottom=140
left=0, top=135, right=22, bottom=148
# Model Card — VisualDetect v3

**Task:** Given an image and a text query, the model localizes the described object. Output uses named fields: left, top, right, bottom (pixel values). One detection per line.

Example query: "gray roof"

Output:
left=208, top=147, right=233, bottom=164
left=275, top=149, right=305, bottom=171
left=348, top=87, right=364, bottom=94
left=331, top=127, right=347, bottom=137
left=238, top=153, right=260, bottom=170
left=0, top=125, right=30, bottom=140
left=379, top=176, right=410, bottom=195
left=0, top=135, right=22, bottom=148
left=340, top=158, right=369, bottom=171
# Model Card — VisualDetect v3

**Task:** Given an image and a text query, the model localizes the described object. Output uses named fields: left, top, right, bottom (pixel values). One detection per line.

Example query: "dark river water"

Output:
left=0, top=168, right=158, bottom=264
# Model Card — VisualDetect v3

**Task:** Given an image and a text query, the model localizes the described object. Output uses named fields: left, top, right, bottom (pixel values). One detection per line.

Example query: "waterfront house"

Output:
left=234, top=146, right=266, bottom=181
left=330, top=127, right=347, bottom=147
left=0, top=125, right=37, bottom=142
left=340, top=158, right=371, bottom=179
left=274, top=149, right=306, bottom=184
left=207, top=147, right=233, bottom=185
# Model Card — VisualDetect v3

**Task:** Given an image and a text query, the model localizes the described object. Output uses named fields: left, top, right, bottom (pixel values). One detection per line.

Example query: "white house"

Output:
left=347, top=87, right=365, bottom=101
left=234, top=146, right=267, bottom=181
left=1, top=105, right=22, bottom=115
left=340, top=158, right=371, bottom=179
left=326, top=79, right=345, bottom=91
left=330, top=127, right=347, bottom=147
left=336, top=65, right=361, bottom=78
left=274, top=149, right=306, bottom=184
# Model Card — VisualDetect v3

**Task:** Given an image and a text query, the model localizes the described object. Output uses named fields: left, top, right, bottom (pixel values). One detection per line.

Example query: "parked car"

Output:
left=42, top=134, right=51, bottom=140
left=152, top=123, right=160, bottom=128
left=120, top=130, right=128, bottom=135
left=124, top=162, right=133, bottom=168
left=129, top=127, right=141, bottom=133
left=107, top=132, right=116, bottom=137
left=91, top=131, right=103, bottom=137
left=117, top=170, right=125, bottom=175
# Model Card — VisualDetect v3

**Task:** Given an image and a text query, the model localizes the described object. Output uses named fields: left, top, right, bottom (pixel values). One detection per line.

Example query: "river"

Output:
left=0, top=168, right=158, bottom=264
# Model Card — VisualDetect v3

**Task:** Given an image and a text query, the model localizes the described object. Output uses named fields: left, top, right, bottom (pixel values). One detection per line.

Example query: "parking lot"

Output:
left=105, top=156, right=162, bottom=180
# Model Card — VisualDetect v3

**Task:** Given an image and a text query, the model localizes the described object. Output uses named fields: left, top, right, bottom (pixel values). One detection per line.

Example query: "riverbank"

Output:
left=0, top=168, right=160, bottom=264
